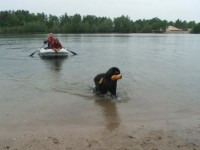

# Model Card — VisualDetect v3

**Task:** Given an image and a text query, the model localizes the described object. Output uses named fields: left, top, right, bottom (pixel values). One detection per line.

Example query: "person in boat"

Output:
left=50, top=38, right=62, bottom=52
left=44, top=33, right=54, bottom=49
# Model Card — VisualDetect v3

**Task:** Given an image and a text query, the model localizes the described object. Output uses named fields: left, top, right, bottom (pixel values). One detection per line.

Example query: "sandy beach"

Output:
left=1, top=124, right=199, bottom=150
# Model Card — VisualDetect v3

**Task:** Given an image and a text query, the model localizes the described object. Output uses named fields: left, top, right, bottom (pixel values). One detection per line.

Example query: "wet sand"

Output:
left=0, top=123, right=199, bottom=150
left=0, top=93, right=200, bottom=150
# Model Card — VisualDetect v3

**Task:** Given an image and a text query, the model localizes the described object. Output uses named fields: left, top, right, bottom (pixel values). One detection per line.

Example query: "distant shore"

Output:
left=1, top=10, right=199, bottom=34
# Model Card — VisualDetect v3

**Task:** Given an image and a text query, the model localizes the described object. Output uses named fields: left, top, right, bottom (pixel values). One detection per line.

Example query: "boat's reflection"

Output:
left=40, top=56, right=68, bottom=71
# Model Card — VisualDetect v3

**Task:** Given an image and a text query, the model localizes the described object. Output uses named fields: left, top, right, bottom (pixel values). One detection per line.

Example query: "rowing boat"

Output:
left=38, top=47, right=69, bottom=57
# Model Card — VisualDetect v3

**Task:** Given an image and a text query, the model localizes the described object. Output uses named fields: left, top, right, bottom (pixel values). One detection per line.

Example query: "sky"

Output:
left=0, top=0, right=199, bottom=22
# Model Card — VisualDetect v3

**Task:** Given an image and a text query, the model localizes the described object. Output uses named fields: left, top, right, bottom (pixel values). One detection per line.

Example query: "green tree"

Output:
left=47, top=15, right=59, bottom=30
left=82, top=15, right=98, bottom=33
left=22, top=22, right=47, bottom=33
left=81, top=22, right=90, bottom=33
left=191, top=23, right=200, bottom=33
left=188, top=21, right=196, bottom=28
left=71, top=14, right=82, bottom=33
left=60, top=13, right=69, bottom=26
left=98, top=18, right=113, bottom=33
left=0, top=10, right=200, bottom=34
left=114, top=15, right=132, bottom=33
left=141, top=25, right=152, bottom=33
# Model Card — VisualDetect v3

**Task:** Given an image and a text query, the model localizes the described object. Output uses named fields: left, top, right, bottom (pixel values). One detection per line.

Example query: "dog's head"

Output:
left=105, top=67, right=122, bottom=81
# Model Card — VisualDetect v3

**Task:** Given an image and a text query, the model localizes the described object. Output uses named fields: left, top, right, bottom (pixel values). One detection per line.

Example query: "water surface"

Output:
left=0, top=34, right=200, bottom=143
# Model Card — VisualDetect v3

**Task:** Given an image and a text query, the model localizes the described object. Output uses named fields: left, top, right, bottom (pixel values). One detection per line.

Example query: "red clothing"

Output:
left=51, top=41, right=62, bottom=49
left=48, top=36, right=54, bottom=45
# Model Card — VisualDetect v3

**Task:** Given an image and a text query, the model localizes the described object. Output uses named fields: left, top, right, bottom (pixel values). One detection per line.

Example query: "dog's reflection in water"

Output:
left=95, top=99, right=121, bottom=131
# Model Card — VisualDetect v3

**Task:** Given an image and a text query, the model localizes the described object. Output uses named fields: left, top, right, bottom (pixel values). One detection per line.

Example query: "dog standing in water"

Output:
left=93, top=67, right=122, bottom=97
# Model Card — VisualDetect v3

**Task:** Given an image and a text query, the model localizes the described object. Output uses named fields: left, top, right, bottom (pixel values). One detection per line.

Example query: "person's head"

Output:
left=48, top=33, right=53, bottom=38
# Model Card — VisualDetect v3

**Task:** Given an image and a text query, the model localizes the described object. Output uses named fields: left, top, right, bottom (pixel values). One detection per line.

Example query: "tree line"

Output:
left=0, top=10, right=200, bottom=34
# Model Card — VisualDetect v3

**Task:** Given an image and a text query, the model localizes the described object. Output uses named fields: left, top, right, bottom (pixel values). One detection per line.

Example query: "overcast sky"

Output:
left=0, top=0, right=199, bottom=22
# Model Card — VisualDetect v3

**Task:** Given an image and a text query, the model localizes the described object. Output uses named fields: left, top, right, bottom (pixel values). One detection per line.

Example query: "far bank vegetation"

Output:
left=0, top=10, right=200, bottom=34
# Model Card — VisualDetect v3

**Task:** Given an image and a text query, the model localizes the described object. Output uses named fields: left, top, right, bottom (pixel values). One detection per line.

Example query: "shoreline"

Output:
left=1, top=120, right=200, bottom=150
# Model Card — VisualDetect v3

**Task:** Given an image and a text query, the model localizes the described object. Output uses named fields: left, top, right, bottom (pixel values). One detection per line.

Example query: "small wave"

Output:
left=52, top=85, right=130, bottom=103
left=93, top=91, right=130, bottom=103
left=88, top=86, right=130, bottom=103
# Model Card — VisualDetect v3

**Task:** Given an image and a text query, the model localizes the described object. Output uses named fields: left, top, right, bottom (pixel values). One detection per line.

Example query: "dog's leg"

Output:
left=109, top=81, right=117, bottom=97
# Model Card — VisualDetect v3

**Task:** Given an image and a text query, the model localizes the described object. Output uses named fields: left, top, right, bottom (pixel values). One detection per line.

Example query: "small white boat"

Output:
left=38, top=47, right=69, bottom=57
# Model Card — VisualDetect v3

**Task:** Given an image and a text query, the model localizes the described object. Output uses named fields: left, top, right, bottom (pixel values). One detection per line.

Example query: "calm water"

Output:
left=0, top=34, right=200, bottom=143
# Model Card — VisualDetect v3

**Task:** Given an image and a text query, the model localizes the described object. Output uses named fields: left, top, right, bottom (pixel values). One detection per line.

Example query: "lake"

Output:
left=0, top=33, right=200, bottom=144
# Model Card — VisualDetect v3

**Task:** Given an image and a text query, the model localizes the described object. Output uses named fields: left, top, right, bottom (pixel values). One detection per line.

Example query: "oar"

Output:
left=64, top=47, right=77, bottom=55
left=29, top=43, right=46, bottom=57
left=68, top=49, right=77, bottom=55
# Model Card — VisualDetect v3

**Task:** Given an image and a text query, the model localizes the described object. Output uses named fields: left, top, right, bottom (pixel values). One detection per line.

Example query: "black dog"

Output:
left=94, top=67, right=122, bottom=97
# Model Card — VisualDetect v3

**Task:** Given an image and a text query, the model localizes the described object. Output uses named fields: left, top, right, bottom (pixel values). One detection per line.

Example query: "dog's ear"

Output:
left=106, top=67, right=120, bottom=77
left=113, top=67, right=120, bottom=75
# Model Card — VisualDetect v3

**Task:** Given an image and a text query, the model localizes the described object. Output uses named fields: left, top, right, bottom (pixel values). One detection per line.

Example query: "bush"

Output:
left=22, top=22, right=47, bottom=33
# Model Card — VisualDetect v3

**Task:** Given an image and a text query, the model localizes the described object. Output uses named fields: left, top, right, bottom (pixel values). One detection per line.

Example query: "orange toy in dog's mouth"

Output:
left=111, top=74, right=122, bottom=80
